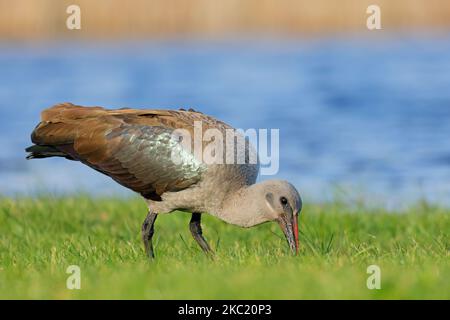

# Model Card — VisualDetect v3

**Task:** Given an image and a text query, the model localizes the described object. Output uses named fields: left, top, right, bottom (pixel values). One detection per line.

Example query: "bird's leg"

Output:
left=189, top=212, right=213, bottom=255
left=142, top=210, right=158, bottom=259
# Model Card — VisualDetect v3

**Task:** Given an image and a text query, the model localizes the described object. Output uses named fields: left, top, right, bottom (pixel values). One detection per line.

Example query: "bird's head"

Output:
left=222, top=180, right=302, bottom=254
left=260, top=180, right=302, bottom=254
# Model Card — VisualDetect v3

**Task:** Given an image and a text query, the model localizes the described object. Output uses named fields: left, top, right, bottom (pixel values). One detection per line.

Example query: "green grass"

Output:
left=0, top=195, right=449, bottom=299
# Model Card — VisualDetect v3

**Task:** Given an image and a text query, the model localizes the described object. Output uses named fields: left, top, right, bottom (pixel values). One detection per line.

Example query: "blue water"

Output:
left=1, top=37, right=450, bottom=208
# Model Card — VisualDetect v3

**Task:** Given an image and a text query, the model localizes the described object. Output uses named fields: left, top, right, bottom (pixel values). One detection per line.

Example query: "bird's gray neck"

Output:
left=216, top=184, right=269, bottom=228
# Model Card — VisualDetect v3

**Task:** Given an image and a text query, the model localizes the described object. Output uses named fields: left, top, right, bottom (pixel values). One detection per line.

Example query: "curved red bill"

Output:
left=278, top=214, right=299, bottom=255
left=293, top=214, right=299, bottom=254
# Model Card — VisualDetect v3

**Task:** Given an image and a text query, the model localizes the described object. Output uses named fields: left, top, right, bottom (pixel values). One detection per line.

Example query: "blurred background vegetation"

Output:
left=1, top=0, right=450, bottom=204
left=1, top=0, right=450, bottom=41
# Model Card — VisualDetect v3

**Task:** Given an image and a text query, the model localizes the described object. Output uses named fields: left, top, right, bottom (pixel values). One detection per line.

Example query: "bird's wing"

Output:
left=30, top=103, right=229, bottom=199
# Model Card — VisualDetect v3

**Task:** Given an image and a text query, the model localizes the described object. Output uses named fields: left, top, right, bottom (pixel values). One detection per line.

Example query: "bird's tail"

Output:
left=25, top=144, right=74, bottom=160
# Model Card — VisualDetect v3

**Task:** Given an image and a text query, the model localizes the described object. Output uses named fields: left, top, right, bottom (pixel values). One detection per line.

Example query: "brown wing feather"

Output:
left=30, top=103, right=226, bottom=199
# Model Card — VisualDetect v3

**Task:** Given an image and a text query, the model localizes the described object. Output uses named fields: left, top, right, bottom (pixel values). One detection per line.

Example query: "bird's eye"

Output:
left=280, top=196, right=288, bottom=206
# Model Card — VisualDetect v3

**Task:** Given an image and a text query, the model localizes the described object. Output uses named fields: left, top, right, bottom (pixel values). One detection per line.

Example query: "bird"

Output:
left=26, top=103, right=302, bottom=258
